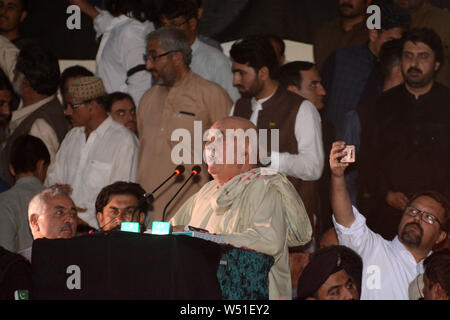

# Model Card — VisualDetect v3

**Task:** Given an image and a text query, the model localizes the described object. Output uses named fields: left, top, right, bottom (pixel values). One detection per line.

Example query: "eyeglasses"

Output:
left=143, top=50, right=179, bottom=63
left=404, top=206, right=441, bottom=226
left=66, top=99, right=92, bottom=110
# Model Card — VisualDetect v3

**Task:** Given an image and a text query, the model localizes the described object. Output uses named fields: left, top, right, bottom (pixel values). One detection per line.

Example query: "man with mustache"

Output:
left=362, top=28, right=450, bottom=240
left=314, top=0, right=371, bottom=70
left=102, top=92, right=137, bottom=135
left=393, top=0, right=450, bottom=87
left=20, top=186, right=78, bottom=262
left=0, top=0, right=28, bottom=46
left=330, top=140, right=449, bottom=300
left=137, top=27, right=231, bottom=223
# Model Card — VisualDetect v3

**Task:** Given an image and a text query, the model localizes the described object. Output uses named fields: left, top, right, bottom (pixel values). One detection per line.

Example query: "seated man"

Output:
left=329, top=141, right=449, bottom=300
left=20, top=186, right=78, bottom=262
left=297, top=245, right=362, bottom=300
left=95, top=181, right=147, bottom=232
left=171, top=117, right=312, bottom=300
left=423, top=249, right=450, bottom=300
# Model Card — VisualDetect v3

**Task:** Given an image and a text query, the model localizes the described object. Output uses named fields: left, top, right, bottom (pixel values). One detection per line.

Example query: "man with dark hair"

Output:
left=314, top=0, right=371, bottom=70
left=330, top=141, right=449, bottom=299
left=59, top=65, right=94, bottom=124
left=137, top=27, right=231, bottom=223
left=423, top=249, right=450, bottom=300
left=362, top=28, right=450, bottom=239
left=46, top=77, right=139, bottom=229
left=1, top=44, right=69, bottom=185
left=321, top=3, right=411, bottom=137
left=278, top=61, right=336, bottom=235
left=95, top=181, right=147, bottom=231
left=0, top=68, right=14, bottom=150
left=393, top=0, right=450, bottom=87
left=297, top=245, right=362, bottom=300
left=0, top=135, right=48, bottom=253
left=102, top=92, right=137, bottom=134
left=158, top=0, right=239, bottom=102
left=0, top=0, right=28, bottom=46
left=230, top=36, right=324, bottom=238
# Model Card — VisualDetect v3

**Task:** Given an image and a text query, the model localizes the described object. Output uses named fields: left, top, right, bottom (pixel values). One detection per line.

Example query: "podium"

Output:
left=31, top=232, right=222, bottom=300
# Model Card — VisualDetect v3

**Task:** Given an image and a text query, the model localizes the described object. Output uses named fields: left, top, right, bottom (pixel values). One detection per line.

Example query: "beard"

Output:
left=0, top=113, right=11, bottom=126
left=400, top=222, right=424, bottom=248
left=403, top=67, right=435, bottom=88
left=236, top=78, right=264, bottom=99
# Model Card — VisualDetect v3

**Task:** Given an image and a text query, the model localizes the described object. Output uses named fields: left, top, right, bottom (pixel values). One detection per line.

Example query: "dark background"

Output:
left=20, top=0, right=450, bottom=60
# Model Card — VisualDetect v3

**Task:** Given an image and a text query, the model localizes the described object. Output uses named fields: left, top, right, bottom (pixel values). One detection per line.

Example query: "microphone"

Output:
left=129, top=165, right=185, bottom=225
left=161, top=166, right=201, bottom=222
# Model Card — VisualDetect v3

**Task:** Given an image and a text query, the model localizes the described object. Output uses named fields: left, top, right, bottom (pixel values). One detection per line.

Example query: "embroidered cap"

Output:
left=69, top=76, right=106, bottom=103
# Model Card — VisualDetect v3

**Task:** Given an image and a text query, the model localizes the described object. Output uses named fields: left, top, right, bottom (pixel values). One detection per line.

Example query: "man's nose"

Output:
left=317, top=84, right=326, bottom=96
left=341, top=287, right=354, bottom=300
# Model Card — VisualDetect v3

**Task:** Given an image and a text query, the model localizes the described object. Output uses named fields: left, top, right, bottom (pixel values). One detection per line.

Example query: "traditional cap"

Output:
left=69, top=76, right=106, bottom=103
left=297, top=246, right=344, bottom=300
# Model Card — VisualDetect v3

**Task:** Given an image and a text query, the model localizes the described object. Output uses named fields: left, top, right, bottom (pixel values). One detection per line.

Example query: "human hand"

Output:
left=386, top=191, right=409, bottom=211
left=330, top=141, right=350, bottom=178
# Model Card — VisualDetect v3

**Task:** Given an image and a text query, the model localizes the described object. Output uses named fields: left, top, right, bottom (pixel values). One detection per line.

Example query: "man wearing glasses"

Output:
left=329, top=141, right=449, bottom=300
left=46, top=76, right=139, bottom=230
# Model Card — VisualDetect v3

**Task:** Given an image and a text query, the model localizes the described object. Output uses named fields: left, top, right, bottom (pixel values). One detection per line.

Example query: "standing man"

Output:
left=329, top=141, right=449, bottom=299
left=46, top=77, right=139, bottom=229
left=0, top=0, right=28, bottom=47
left=138, top=27, right=231, bottom=223
left=230, top=36, right=324, bottom=234
left=159, top=0, right=239, bottom=102
left=314, top=0, right=371, bottom=70
left=321, top=3, right=411, bottom=137
left=362, top=28, right=450, bottom=239
left=1, top=44, right=69, bottom=185
left=393, top=0, right=450, bottom=87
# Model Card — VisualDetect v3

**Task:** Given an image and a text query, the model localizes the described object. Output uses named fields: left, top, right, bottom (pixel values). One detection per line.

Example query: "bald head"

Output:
left=213, top=116, right=257, bottom=131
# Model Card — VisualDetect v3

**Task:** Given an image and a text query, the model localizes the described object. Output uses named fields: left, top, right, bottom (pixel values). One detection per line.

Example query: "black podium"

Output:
left=31, top=232, right=223, bottom=300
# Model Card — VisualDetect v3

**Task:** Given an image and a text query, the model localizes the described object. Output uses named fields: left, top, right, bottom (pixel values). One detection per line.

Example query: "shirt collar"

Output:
left=191, top=37, right=200, bottom=52
left=83, top=115, right=114, bottom=139
left=392, top=236, right=430, bottom=266
left=14, top=176, right=43, bottom=187
left=250, top=93, right=275, bottom=112
left=10, top=95, right=56, bottom=132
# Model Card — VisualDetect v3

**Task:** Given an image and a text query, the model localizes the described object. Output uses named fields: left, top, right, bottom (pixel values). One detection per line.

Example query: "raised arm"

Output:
left=330, top=141, right=355, bottom=227
left=70, top=0, right=99, bottom=20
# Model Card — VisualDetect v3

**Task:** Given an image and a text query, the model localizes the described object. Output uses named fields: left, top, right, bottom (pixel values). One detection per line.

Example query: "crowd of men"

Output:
left=0, top=0, right=449, bottom=300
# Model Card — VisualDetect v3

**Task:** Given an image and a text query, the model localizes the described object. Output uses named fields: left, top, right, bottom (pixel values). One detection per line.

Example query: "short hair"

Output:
left=379, top=39, right=403, bottom=79
left=159, top=0, right=198, bottom=21
left=105, top=0, right=150, bottom=22
left=407, top=191, right=450, bottom=233
left=230, top=36, right=280, bottom=79
left=402, top=28, right=445, bottom=65
left=424, top=249, right=450, bottom=297
left=146, top=26, right=192, bottom=66
left=95, top=181, right=148, bottom=215
left=10, top=135, right=50, bottom=175
left=101, top=92, right=135, bottom=113
left=59, top=65, right=94, bottom=95
left=15, top=44, right=60, bottom=96
left=278, top=61, right=315, bottom=90
left=379, top=3, right=411, bottom=31
left=28, top=186, right=72, bottom=218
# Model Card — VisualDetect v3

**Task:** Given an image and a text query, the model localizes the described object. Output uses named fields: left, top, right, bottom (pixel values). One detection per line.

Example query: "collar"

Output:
left=250, top=91, right=275, bottom=112
left=83, top=115, right=113, bottom=139
left=392, top=236, right=430, bottom=266
left=10, top=95, right=56, bottom=132
left=14, top=176, right=43, bottom=187
left=191, top=37, right=200, bottom=52
left=171, top=69, right=194, bottom=88
left=401, top=82, right=436, bottom=101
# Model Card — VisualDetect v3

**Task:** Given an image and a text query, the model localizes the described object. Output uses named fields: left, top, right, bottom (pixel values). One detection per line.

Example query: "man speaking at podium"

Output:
left=171, top=117, right=312, bottom=300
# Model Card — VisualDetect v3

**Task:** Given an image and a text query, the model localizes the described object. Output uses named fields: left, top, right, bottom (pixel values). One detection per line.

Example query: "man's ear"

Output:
left=20, top=11, right=28, bottom=23
left=287, top=85, right=301, bottom=95
left=29, top=213, right=39, bottom=231
left=9, top=164, right=16, bottom=177
left=432, top=282, right=448, bottom=300
left=97, top=212, right=104, bottom=228
left=258, top=66, right=270, bottom=81
left=368, top=29, right=379, bottom=44
left=435, top=231, right=447, bottom=246
left=197, top=7, right=204, bottom=20
left=434, top=61, right=441, bottom=72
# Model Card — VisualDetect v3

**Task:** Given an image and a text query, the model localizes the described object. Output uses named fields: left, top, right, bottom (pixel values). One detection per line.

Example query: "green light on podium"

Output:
left=121, top=222, right=140, bottom=233
left=151, top=221, right=171, bottom=235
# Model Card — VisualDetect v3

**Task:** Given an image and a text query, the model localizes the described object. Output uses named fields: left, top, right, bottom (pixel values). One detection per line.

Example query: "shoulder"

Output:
left=190, top=72, right=230, bottom=96
left=116, top=19, right=155, bottom=39
left=195, top=41, right=230, bottom=64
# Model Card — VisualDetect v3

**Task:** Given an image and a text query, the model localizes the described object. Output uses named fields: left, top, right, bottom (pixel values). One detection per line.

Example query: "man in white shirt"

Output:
left=158, top=0, right=240, bottom=102
left=1, top=44, right=69, bottom=185
left=329, top=140, right=449, bottom=300
left=229, top=36, right=324, bottom=233
left=46, top=77, right=139, bottom=229
left=69, top=0, right=154, bottom=107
